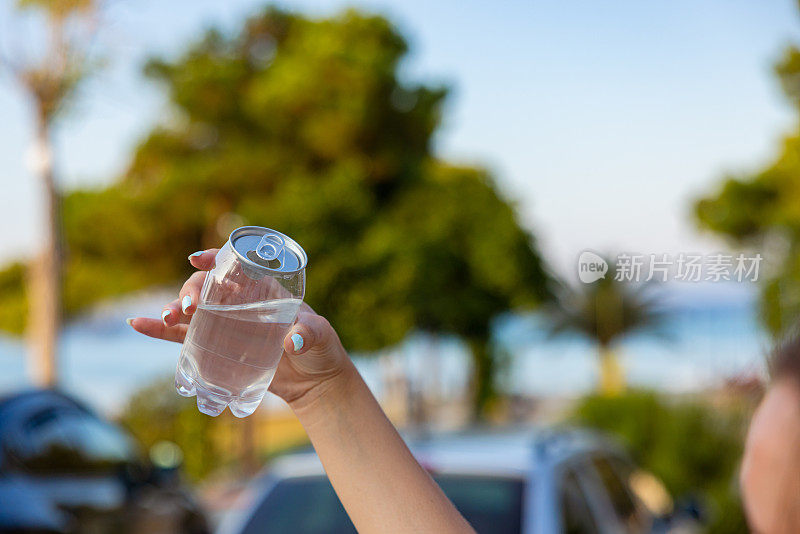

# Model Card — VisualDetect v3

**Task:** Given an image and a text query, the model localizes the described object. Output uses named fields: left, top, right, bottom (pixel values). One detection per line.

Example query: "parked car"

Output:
left=219, top=428, right=700, bottom=534
left=0, top=389, right=209, bottom=534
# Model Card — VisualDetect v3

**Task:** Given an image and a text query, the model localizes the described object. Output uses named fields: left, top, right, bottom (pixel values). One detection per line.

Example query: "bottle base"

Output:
left=174, top=366, right=264, bottom=418
left=175, top=367, right=197, bottom=397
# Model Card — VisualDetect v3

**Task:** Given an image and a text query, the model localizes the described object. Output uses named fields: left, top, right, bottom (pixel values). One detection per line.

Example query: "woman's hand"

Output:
left=127, top=249, right=355, bottom=410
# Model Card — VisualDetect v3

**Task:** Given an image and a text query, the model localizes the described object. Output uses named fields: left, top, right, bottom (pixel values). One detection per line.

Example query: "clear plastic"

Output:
left=174, top=240, right=305, bottom=417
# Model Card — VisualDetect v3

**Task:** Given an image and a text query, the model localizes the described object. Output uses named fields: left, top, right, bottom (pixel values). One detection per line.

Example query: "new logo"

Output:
left=577, top=251, right=608, bottom=283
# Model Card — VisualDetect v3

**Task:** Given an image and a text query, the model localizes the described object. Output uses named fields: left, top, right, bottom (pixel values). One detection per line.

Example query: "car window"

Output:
left=590, top=455, right=650, bottom=534
left=559, top=469, right=600, bottom=534
left=436, top=475, right=523, bottom=534
left=240, top=476, right=356, bottom=534
left=11, top=408, right=137, bottom=474
left=240, top=474, right=524, bottom=534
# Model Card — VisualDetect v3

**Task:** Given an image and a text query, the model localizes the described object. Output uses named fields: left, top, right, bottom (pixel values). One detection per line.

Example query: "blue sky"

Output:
left=0, top=0, right=798, bottom=276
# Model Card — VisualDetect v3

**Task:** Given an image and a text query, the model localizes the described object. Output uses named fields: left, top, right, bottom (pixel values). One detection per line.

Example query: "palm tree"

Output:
left=1, top=0, right=100, bottom=386
left=546, top=262, right=666, bottom=396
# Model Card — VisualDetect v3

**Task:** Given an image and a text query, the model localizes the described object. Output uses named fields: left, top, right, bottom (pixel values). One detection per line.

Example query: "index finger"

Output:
left=188, top=248, right=220, bottom=270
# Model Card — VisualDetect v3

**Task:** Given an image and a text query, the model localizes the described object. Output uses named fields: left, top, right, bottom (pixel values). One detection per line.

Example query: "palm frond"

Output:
left=545, top=258, right=668, bottom=347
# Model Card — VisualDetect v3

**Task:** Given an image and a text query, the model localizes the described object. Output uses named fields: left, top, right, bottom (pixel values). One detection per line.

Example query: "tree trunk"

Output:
left=241, top=413, right=258, bottom=475
left=27, top=114, right=62, bottom=388
left=598, top=346, right=624, bottom=396
left=468, top=337, right=495, bottom=421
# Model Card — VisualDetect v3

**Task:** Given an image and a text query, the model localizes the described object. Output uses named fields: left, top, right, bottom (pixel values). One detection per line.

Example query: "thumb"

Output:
left=283, top=312, right=335, bottom=356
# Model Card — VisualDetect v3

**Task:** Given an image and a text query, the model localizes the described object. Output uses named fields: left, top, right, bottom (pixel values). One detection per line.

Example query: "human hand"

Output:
left=127, top=249, right=354, bottom=409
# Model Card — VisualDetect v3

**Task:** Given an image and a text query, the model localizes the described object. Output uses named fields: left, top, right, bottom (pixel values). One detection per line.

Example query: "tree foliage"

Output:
left=118, top=377, right=219, bottom=481
left=573, top=391, right=750, bottom=534
left=547, top=266, right=665, bottom=349
left=0, top=7, right=550, bottom=415
left=9, top=0, right=100, bottom=122
left=695, top=13, right=800, bottom=336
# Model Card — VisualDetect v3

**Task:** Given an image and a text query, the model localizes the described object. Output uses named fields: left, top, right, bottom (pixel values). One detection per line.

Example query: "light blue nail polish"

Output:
left=291, top=333, right=304, bottom=353
left=189, top=251, right=205, bottom=258
left=181, top=295, right=192, bottom=313
left=161, top=310, right=172, bottom=324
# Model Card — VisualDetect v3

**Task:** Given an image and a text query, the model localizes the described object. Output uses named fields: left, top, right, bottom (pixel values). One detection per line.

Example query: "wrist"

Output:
left=288, top=360, right=361, bottom=425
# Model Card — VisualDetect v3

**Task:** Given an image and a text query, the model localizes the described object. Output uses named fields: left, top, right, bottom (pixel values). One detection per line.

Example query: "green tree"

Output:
left=573, top=391, right=750, bottom=534
left=547, top=265, right=665, bottom=395
left=119, top=378, right=220, bottom=481
left=694, top=3, right=800, bottom=336
left=1, top=0, right=101, bottom=386
left=0, top=8, right=550, bottom=417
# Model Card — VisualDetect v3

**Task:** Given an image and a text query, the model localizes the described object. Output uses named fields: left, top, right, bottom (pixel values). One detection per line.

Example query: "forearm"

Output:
left=290, top=362, right=474, bottom=534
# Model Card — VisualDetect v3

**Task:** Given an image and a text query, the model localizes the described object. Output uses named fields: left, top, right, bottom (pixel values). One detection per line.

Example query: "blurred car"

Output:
left=219, top=428, right=700, bottom=534
left=0, top=389, right=209, bottom=534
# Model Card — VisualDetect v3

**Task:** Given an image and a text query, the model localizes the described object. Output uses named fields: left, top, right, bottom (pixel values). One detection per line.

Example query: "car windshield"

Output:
left=239, top=474, right=524, bottom=534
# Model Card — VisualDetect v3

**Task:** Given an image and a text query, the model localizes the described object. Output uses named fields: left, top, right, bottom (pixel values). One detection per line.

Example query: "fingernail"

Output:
left=161, top=310, right=172, bottom=325
left=189, top=251, right=205, bottom=258
left=181, top=295, right=192, bottom=313
left=126, top=318, right=134, bottom=327
left=291, top=333, right=304, bottom=353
